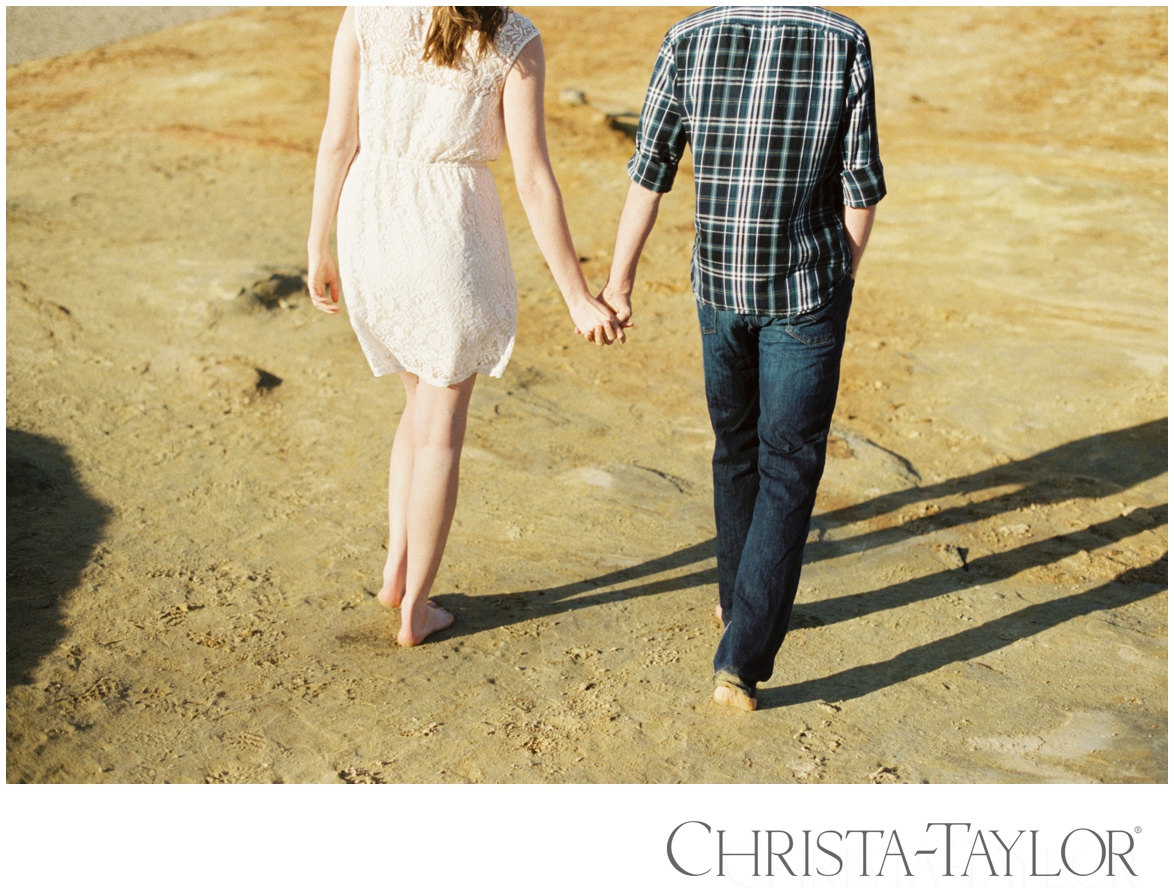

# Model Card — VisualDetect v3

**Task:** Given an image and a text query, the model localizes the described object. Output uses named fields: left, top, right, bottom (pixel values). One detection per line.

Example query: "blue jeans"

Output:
left=700, top=276, right=854, bottom=697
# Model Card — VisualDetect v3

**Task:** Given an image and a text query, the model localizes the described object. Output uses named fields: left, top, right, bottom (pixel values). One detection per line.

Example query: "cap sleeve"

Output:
left=495, top=10, right=539, bottom=72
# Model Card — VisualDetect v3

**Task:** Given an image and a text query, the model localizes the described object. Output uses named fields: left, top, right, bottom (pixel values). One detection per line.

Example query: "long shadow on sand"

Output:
left=444, top=420, right=1166, bottom=635
left=758, top=553, right=1168, bottom=709
left=438, top=420, right=1168, bottom=686
left=806, top=418, right=1167, bottom=564
left=791, top=503, right=1166, bottom=630
left=439, top=538, right=720, bottom=636
left=6, top=429, right=111, bottom=688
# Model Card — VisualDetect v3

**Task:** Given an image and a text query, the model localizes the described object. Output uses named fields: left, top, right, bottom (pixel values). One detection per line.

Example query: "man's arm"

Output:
left=843, top=204, right=877, bottom=278
left=839, top=31, right=884, bottom=282
left=603, top=35, right=685, bottom=323
left=601, top=182, right=662, bottom=322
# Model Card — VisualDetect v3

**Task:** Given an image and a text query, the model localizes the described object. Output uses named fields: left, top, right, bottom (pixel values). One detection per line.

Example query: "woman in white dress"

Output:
left=307, top=7, right=625, bottom=645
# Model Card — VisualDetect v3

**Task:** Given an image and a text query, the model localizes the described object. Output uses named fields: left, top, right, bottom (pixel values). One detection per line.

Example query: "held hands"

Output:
left=571, top=283, right=633, bottom=346
left=569, top=291, right=631, bottom=346
left=308, top=250, right=343, bottom=314
left=569, top=282, right=635, bottom=346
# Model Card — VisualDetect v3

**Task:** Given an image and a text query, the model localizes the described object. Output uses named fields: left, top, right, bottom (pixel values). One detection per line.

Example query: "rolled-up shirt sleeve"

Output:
left=628, top=39, right=688, bottom=194
left=840, top=34, right=886, bottom=208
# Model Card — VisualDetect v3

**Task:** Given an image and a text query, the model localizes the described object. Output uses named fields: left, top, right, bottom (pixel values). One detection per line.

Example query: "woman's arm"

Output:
left=502, top=37, right=625, bottom=345
left=307, top=7, right=360, bottom=315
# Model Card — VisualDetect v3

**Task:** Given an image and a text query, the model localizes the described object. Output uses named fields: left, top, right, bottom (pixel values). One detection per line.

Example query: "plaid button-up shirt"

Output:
left=628, top=6, right=886, bottom=316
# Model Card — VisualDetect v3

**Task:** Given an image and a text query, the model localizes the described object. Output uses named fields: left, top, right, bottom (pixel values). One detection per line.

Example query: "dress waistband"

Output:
left=360, top=151, right=487, bottom=169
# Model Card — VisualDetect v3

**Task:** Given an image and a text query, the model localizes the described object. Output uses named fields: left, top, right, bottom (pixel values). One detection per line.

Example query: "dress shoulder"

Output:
left=494, top=10, right=540, bottom=69
left=355, top=6, right=536, bottom=96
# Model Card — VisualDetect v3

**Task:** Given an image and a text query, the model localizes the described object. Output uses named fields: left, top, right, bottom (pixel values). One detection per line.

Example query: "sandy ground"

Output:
left=6, top=7, right=1167, bottom=784
left=5, top=7, right=241, bottom=67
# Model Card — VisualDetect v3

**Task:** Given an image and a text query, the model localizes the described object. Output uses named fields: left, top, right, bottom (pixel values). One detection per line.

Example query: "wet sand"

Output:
left=5, top=6, right=1167, bottom=783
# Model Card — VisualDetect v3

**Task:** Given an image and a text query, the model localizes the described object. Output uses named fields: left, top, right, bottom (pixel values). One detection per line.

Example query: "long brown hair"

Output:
left=423, top=7, right=508, bottom=68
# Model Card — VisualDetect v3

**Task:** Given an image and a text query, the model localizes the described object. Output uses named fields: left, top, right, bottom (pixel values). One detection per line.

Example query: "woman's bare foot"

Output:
left=713, top=604, right=724, bottom=627
left=397, top=601, right=454, bottom=647
left=714, top=685, right=757, bottom=711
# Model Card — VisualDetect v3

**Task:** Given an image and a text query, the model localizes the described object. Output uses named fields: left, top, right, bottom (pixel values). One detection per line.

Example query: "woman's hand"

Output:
left=308, top=250, right=343, bottom=314
left=305, top=8, right=358, bottom=316
left=569, top=294, right=626, bottom=346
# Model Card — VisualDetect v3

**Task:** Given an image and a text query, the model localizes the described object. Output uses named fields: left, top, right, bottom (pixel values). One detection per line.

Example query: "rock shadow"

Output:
left=6, top=429, right=111, bottom=688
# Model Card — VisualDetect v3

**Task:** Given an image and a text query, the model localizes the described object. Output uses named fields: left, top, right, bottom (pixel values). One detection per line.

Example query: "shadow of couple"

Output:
left=7, top=419, right=1167, bottom=708
left=436, top=418, right=1168, bottom=707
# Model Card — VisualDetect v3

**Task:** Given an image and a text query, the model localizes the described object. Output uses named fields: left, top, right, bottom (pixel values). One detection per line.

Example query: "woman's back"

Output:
left=355, top=6, right=537, bottom=164
left=308, top=4, right=625, bottom=646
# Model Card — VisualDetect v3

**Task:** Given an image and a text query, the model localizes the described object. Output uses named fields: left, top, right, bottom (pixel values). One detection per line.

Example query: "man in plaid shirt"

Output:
left=603, top=6, right=886, bottom=710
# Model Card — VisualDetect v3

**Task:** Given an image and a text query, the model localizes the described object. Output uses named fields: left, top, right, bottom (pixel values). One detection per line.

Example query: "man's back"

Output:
left=604, top=6, right=885, bottom=711
left=629, top=6, right=885, bottom=315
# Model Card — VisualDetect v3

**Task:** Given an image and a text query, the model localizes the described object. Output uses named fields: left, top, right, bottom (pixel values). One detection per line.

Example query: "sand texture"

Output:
left=5, top=7, right=242, bottom=67
left=6, top=7, right=1167, bottom=783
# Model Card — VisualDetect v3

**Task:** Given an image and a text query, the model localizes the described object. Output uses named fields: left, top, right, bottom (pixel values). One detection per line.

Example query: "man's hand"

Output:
left=602, top=182, right=662, bottom=328
left=842, top=204, right=877, bottom=278
left=600, top=285, right=633, bottom=329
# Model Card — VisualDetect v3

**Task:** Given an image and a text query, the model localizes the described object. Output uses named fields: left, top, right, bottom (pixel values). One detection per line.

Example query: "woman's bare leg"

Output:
left=396, top=374, right=476, bottom=646
left=377, top=373, right=418, bottom=608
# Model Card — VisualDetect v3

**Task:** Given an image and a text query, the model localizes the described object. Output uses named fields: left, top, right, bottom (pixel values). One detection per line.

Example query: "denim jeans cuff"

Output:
left=714, top=668, right=756, bottom=699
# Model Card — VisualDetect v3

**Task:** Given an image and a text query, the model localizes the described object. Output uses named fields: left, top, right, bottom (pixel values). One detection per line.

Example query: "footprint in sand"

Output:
left=338, top=765, right=389, bottom=783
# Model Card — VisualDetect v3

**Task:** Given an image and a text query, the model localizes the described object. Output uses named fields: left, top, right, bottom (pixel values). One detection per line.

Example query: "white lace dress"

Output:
left=337, top=6, right=539, bottom=386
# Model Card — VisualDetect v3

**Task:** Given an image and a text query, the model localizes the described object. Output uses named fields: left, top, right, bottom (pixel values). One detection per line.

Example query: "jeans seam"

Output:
left=783, top=324, right=835, bottom=347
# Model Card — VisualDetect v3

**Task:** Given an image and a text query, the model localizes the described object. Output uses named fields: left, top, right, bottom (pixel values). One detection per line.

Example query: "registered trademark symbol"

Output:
left=1134, top=827, right=1141, bottom=834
